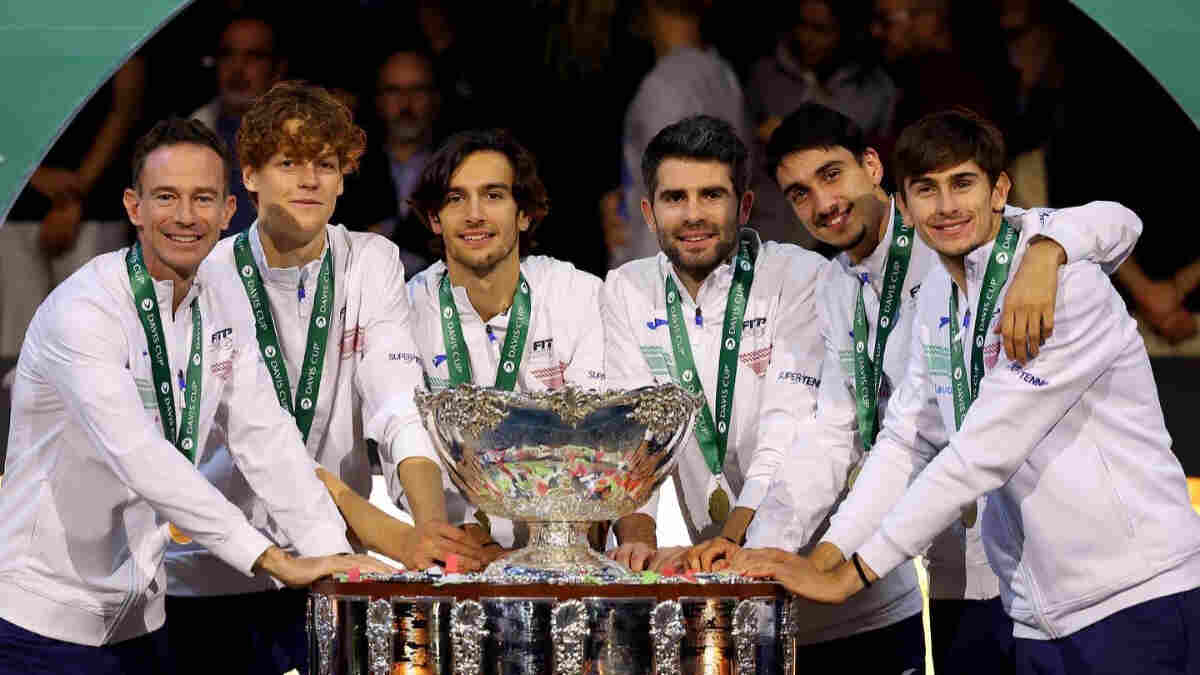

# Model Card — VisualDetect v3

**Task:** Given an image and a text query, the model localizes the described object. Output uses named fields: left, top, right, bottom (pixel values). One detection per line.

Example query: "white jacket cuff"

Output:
left=735, top=477, right=771, bottom=512
left=855, top=531, right=909, bottom=582
left=216, top=524, right=276, bottom=577
left=290, top=522, right=353, bottom=557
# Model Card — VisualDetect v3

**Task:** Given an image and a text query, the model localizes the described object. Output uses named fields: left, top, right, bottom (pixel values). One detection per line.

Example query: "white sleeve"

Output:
left=737, top=263, right=823, bottom=511
left=822, top=302, right=943, bottom=557
left=602, top=271, right=657, bottom=391
left=561, top=270, right=607, bottom=388
left=1033, top=201, right=1142, bottom=274
left=857, top=263, right=1124, bottom=576
left=351, top=243, right=439, bottom=501
left=224, top=335, right=352, bottom=557
left=42, top=297, right=273, bottom=575
left=745, top=299, right=856, bottom=550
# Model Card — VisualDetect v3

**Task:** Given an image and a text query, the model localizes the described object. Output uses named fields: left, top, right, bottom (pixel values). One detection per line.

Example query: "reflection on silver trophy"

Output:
left=415, top=384, right=701, bottom=575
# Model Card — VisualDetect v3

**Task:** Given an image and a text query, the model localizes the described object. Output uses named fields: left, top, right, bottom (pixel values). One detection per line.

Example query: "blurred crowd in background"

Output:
left=3, top=0, right=1199, bottom=363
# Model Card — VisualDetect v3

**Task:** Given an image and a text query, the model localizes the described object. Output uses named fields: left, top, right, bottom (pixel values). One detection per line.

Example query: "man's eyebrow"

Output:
left=816, top=159, right=845, bottom=174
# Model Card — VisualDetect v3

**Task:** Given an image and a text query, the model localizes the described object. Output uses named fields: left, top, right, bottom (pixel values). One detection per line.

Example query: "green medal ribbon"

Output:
left=437, top=271, right=532, bottom=391
left=852, top=206, right=915, bottom=449
left=664, top=234, right=756, bottom=487
left=233, top=231, right=334, bottom=443
left=126, top=244, right=203, bottom=461
left=949, top=218, right=1020, bottom=430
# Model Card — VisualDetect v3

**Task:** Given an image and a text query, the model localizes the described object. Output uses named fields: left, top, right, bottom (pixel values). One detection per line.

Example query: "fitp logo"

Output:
left=141, top=298, right=154, bottom=312
left=241, top=265, right=254, bottom=277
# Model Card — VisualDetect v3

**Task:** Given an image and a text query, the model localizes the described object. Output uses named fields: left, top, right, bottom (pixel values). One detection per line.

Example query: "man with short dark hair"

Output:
left=734, top=108, right=1200, bottom=675
left=0, top=117, right=386, bottom=675
left=404, top=128, right=606, bottom=553
left=723, top=102, right=1143, bottom=672
left=603, top=114, right=827, bottom=572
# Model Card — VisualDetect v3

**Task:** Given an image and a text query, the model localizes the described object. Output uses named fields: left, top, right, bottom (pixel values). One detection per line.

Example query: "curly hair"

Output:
left=236, top=81, right=366, bottom=175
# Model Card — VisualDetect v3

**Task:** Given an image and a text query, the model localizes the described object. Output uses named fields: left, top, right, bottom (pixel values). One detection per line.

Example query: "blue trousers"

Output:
left=796, top=612, right=926, bottom=673
left=930, top=596, right=1016, bottom=675
left=1016, top=587, right=1200, bottom=675
left=166, top=588, right=309, bottom=675
left=0, top=616, right=169, bottom=675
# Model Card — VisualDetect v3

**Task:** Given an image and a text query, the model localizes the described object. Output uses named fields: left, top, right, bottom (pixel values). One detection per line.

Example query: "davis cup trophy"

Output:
left=414, top=383, right=701, bottom=577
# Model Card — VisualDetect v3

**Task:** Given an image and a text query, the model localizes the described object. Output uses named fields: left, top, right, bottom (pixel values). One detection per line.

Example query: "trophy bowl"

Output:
left=415, top=384, right=701, bottom=577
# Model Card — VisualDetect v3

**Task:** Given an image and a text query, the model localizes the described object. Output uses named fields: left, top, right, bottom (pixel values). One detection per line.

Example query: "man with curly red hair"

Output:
left=164, top=82, right=483, bottom=675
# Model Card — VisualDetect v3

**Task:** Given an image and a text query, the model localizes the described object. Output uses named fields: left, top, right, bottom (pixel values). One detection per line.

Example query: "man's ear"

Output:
left=738, top=190, right=755, bottom=225
left=242, top=165, right=258, bottom=193
left=991, top=172, right=1012, bottom=213
left=862, top=148, right=884, bottom=188
left=428, top=212, right=443, bottom=235
left=640, top=197, right=657, bottom=234
left=123, top=187, right=142, bottom=230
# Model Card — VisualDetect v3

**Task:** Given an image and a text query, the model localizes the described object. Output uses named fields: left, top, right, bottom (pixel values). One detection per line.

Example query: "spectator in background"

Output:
left=191, top=14, right=286, bottom=236
left=746, top=0, right=898, bottom=248
left=869, top=0, right=1014, bottom=150
left=601, top=0, right=752, bottom=268
left=335, top=48, right=441, bottom=278
left=0, top=56, right=146, bottom=360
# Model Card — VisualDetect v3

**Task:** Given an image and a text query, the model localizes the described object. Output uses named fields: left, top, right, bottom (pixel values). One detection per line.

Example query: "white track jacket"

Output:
left=0, top=249, right=349, bottom=646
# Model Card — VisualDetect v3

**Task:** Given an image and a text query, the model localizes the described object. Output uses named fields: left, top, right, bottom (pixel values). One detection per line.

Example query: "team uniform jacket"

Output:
left=166, top=224, right=434, bottom=594
left=749, top=200, right=1145, bottom=644
left=0, top=249, right=350, bottom=646
left=603, top=232, right=827, bottom=542
left=827, top=205, right=1200, bottom=640
left=407, top=256, right=606, bottom=546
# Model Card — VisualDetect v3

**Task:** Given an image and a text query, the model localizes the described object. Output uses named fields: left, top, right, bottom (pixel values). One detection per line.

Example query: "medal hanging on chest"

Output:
left=233, top=231, right=335, bottom=445
left=437, top=272, right=532, bottom=391
left=664, top=233, right=756, bottom=525
left=947, top=219, right=1020, bottom=527
left=127, top=244, right=204, bottom=544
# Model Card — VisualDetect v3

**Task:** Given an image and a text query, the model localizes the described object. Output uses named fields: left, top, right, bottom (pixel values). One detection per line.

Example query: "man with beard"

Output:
left=191, top=14, right=286, bottom=236
left=404, top=128, right=606, bottom=554
left=0, top=117, right=389, bottom=675
left=733, top=108, right=1200, bottom=675
left=602, top=114, right=827, bottom=572
left=166, top=83, right=482, bottom=675
left=337, top=47, right=442, bottom=276
left=713, top=103, right=1142, bottom=671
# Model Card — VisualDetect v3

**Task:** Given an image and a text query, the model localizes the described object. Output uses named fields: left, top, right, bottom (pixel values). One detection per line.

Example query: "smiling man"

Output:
left=405, top=128, right=606, bottom=555
left=721, top=103, right=1144, bottom=673
left=0, top=118, right=388, bottom=675
left=733, top=108, right=1200, bottom=675
left=602, top=114, right=827, bottom=572
left=166, top=83, right=482, bottom=675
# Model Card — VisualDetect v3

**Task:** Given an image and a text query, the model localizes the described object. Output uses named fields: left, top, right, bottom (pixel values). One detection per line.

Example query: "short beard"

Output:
left=660, top=227, right=739, bottom=287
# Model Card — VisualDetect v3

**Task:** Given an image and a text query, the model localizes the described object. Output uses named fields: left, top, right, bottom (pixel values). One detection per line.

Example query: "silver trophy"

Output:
left=415, top=384, right=700, bottom=576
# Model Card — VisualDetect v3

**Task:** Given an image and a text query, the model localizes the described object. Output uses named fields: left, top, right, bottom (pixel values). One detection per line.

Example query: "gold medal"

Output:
left=960, top=503, right=978, bottom=529
left=474, top=510, right=492, bottom=535
left=168, top=523, right=192, bottom=544
left=708, top=487, right=731, bottom=523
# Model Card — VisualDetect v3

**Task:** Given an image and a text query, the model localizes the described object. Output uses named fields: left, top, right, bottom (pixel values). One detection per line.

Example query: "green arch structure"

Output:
left=0, top=0, right=1197, bottom=222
